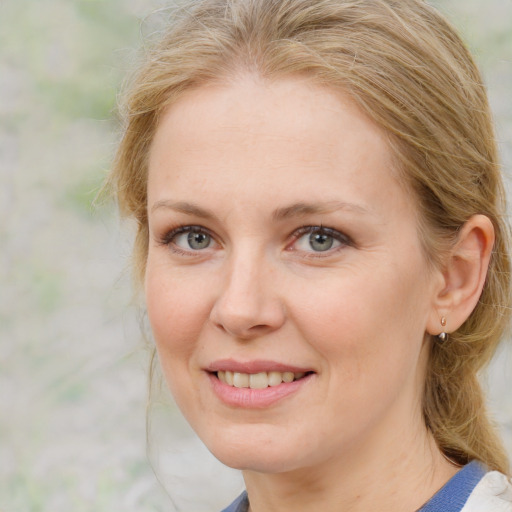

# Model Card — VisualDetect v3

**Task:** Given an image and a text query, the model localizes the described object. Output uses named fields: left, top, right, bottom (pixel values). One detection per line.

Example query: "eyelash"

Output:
left=158, top=224, right=353, bottom=257
left=158, top=225, right=216, bottom=256
left=289, top=225, right=353, bottom=257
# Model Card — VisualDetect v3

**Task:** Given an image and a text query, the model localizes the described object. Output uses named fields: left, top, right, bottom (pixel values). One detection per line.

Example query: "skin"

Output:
left=144, top=74, right=489, bottom=511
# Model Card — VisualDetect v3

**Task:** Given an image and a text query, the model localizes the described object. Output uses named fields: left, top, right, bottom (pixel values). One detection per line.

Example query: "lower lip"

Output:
left=208, top=373, right=314, bottom=409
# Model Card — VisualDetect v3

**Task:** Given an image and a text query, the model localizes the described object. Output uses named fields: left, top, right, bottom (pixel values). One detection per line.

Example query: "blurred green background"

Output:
left=0, top=1, right=510, bottom=511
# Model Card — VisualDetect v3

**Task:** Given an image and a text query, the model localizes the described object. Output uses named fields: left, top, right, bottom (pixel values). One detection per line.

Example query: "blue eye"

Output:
left=186, top=231, right=211, bottom=250
left=308, top=231, right=335, bottom=251
left=169, top=227, right=213, bottom=251
left=294, top=227, right=348, bottom=253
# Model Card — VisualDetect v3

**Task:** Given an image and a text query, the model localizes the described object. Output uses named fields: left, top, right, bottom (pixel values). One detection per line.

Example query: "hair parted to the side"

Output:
left=110, top=0, right=511, bottom=473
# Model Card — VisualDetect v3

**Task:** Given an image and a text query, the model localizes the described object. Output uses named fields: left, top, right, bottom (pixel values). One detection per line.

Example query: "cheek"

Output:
left=289, top=263, right=430, bottom=378
left=289, top=276, right=428, bottom=443
left=145, top=264, right=210, bottom=363
left=145, top=266, right=212, bottom=421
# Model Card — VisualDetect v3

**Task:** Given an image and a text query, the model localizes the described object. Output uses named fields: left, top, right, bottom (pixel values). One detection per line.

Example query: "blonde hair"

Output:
left=111, top=0, right=511, bottom=473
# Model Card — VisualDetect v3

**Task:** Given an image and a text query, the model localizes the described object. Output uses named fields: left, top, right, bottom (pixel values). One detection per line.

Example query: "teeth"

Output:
left=268, top=371, right=282, bottom=387
left=217, top=370, right=308, bottom=389
left=249, top=372, right=268, bottom=389
left=233, top=372, right=249, bottom=388
left=282, top=372, right=294, bottom=383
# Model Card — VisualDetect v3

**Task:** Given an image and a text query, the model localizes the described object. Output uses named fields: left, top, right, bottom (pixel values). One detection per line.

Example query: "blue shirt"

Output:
left=220, top=460, right=486, bottom=512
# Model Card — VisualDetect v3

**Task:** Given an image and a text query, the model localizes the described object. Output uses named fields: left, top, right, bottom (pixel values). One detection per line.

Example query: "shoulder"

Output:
left=461, top=471, right=512, bottom=512
left=220, top=491, right=249, bottom=512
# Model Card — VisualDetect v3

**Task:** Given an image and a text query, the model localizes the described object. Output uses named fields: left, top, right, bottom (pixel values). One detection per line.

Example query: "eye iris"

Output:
left=187, top=231, right=210, bottom=250
left=309, top=232, right=333, bottom=251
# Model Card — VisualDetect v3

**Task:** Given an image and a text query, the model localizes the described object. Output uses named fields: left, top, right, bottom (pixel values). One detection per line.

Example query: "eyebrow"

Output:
left=150, top=200, right=216, bottom=218
left=272, top=201, right=372, bottom=221
left=151, top=199, right=372, bottom=220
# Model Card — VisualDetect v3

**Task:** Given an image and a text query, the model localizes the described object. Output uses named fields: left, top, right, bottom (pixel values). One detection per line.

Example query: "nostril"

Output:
left=210, top=313, right=280, bottom=340
left=251, top=324, right=271, bottom=332
left=213, top=321, right=227, bottom=333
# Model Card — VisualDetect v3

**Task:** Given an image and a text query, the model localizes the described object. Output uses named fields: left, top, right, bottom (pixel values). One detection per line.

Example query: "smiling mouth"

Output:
left=215, top=370, right=313, bottom=389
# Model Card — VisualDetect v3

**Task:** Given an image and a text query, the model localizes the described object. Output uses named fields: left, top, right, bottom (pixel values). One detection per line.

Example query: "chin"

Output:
left=199, top=424, right=316, bottom=474
left=213, top=447, right=300, bottom=474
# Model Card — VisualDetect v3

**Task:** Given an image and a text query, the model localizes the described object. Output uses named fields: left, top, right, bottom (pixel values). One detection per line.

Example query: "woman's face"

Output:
left=145, top=75, right=442, bottom=474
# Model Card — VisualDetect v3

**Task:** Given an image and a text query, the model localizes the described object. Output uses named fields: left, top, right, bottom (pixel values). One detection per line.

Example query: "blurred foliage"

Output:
left=0, top=1, right=143, bottom=122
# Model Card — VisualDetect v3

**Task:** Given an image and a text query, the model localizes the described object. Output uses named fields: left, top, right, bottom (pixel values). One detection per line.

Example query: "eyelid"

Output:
left=158, top=225, right=219, bottom=254
left=157, top=224, right=352, bottom=256
left=288, top=225, right=353, bottom=253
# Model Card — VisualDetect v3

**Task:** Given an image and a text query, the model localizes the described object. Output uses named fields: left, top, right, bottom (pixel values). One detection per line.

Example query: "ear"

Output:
left=427, top=214, right=495, bottom=336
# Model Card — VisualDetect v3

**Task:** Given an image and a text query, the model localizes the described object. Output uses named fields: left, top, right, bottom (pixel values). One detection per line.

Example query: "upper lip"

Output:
left=205, top=359, right=314, bottom=374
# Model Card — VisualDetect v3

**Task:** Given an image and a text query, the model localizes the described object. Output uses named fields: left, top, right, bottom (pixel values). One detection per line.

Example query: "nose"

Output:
left=209, top=251, right=286, bottom=340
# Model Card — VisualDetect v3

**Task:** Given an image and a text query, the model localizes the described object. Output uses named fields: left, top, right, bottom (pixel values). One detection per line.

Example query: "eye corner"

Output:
left=158, top=224, right=219, bottom=255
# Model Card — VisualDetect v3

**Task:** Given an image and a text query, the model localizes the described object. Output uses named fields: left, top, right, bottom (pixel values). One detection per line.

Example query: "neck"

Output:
left=242, top=419, right=458, bottom=512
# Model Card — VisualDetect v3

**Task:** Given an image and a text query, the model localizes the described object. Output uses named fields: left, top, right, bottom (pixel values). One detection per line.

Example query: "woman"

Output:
left=110, top=0, right=512, bottom=510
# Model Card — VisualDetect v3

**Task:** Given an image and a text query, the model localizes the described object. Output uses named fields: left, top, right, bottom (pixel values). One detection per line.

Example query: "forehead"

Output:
left=147, top=74, right=413, bottom=219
